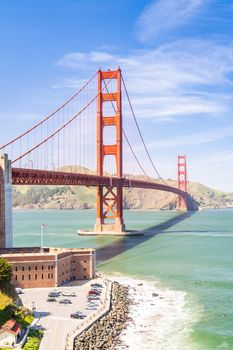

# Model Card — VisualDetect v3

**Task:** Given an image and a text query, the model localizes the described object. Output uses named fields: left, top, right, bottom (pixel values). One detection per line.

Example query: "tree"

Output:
left=0, top=258, right=12, bottom=284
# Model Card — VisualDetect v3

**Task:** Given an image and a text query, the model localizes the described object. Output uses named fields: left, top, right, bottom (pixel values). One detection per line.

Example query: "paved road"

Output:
left=20, top=279, right=105, bottom=350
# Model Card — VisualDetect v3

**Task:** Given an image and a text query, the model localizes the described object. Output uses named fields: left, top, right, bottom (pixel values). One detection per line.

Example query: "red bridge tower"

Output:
left=94, top=68, right=125, bottom=233
left=178, top=155, right=188, bottom=210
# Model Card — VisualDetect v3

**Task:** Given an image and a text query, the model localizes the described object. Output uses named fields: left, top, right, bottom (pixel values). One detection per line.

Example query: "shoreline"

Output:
left=103, top=274, right=200, bottom=350
left=72, top=273, right=200, bottom=350
left=74, top=281, right=132, bottom=350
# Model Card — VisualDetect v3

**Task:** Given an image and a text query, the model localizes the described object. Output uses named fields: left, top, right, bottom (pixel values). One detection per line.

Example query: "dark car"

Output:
left=48, top=292, right=60, bottom=298
left=70, top=312, right=86, bottom=319
left=91, top=283, right=103, bottom=288
left=47, top=297, right=57, bottom=302
left=59, top=299, right=72, bottom=304
left=88, top=296, right=100, bottom=301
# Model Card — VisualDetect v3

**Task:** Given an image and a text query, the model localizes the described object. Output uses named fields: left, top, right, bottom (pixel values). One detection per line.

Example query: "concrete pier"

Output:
left=77, top=229, right=143, bottom=236
left=0, top=154, right=13, bottom=248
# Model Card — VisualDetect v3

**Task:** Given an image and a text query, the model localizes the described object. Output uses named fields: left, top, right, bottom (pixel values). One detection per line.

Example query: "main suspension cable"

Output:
left=102, top=79, right=152, bottom=181
left=122, top=74, right=166, bottom=184
left=0, top=70, right=98, bottom=150
left=12, top=71, right=117, bottom=164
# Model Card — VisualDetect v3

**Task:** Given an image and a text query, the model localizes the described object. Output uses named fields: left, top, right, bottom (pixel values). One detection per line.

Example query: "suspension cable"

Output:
left=122, top=130, right=152, bottom=181
left=121, top=74, right=166, bottom=184
left=0, top=70, right=98, bottom=149
left=12, top=71, right=117, bottom=164
left=102, top=79, right=152, bottom=181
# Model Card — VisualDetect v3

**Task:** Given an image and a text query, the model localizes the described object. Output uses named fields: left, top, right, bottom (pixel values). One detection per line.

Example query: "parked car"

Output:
left=88, top=290, right=100, bottom=296
left=15, top=288, right=23, bottom=294
left=51, top=289, right=62, bottom=294
left=85, top=306, right=97, bottom=310
left=70, top=312, right=86, bottom=319
left=74, top=311, right=86, bottom=317
left=48, top=292, right=60, bottom=298
left=70, top=313, right=84, bottom=319
left=47, top=297, right=57, bottom=302
left=91, top=283, right=103, bottom=288
left=91, top=286, right=102, bottom=290
left=88, top=296, right=100, bottom=301
left=87, top=303, right=98, bottom=307
left=59, top=299, right=72, bottom=304
left=62, top=292, right=77, bottom=297
left=91, top=288, right=102, bottom=294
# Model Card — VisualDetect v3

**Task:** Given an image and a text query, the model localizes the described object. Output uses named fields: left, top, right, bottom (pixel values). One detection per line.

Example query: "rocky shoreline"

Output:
left=74, top=281, right=132, bottom=350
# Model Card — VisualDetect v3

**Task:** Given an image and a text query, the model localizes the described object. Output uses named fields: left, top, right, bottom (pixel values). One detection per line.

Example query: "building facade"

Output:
left=0, top=247, right=96, bottom=288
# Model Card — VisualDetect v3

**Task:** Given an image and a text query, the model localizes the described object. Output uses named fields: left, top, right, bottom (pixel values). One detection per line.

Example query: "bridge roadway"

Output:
left=12, top=167, right=186, bottom=197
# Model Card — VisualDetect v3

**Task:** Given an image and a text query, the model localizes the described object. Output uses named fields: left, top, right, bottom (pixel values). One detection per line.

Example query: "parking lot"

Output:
left=20, top=278, right=106, bottom=350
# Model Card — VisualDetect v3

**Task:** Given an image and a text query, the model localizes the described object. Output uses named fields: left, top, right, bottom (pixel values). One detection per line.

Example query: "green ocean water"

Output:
left=13, top=209, right=233, bottom=349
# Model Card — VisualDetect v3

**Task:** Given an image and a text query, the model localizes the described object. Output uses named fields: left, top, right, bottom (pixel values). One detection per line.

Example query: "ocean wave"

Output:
left=169, top=232, right=233, bottom=238
left=103, top=273, right=201, bottom=350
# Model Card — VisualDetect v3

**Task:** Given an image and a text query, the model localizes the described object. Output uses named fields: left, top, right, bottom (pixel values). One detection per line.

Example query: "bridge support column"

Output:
left=0, top=154, right=13, bottom=248
left=177, top=155, right=188, bottom=211
left=94, top=68, right=125, bottom=234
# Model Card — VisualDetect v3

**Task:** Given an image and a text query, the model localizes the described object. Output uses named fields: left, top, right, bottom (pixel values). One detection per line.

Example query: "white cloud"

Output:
left=146, top=125, right=233, bottom=149
left=129, top=95, right=224, bottom=118
left=56, top=51, right=115, bottom=69
left=56, top=39, right=233, bottom=123
left=136, top=0, right=203, bottom=42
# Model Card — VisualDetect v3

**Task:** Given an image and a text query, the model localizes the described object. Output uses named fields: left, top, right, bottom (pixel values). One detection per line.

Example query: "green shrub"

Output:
left=0, top=259, right=12, bottom=284
left=13, top=306, right=34, bottom=329
left=22, top=329, right=43, bottom=350
left=0, top=304, right=34, bottom=328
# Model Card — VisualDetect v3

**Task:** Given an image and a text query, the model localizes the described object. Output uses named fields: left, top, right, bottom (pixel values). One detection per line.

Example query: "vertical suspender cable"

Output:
left=122, top=75, right=166, bottom=184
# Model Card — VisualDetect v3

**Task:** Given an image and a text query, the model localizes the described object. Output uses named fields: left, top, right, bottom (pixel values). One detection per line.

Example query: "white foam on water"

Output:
left=103, top=273, right=200, bottom=350
left=169, top=232, right=233, bottom=238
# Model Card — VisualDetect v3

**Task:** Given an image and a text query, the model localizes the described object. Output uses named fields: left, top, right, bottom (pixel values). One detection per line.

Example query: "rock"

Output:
left=74, top=282, right=131, bottom=350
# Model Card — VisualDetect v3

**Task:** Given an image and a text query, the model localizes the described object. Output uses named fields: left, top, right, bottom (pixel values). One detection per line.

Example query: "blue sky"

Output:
left=1, top=0, right=233, bottom=190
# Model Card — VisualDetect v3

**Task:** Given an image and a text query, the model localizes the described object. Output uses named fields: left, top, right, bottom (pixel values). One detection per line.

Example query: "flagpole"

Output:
left=41, top=224, right=44, bottom=247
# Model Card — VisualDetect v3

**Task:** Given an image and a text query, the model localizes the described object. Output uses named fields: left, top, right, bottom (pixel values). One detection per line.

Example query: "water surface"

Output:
left=13, top=209, right=233, bottom=349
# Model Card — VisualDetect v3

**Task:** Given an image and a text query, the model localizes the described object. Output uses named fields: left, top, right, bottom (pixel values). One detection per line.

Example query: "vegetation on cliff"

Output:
left=12, top=179, right=233, bottom=210
left=0, top=259, right=33, bottom=328
left=0, top=258, right=12, bottom=285
left=22, top=329, right=43, bottom=350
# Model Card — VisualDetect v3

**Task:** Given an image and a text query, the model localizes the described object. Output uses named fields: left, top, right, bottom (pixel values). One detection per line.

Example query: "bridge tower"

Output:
left=177, top=155, right=188, bottom=210
left=0, top=154, right=13, bottom=248
left=94, top=68, right=125, bottom=233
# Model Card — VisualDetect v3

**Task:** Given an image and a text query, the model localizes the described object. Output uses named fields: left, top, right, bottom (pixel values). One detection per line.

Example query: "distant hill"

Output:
left=12, top=170, right=233, bottom=210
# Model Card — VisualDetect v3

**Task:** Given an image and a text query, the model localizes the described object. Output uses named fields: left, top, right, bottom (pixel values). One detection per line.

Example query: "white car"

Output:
left=15, top=288, right=23, bottom=294
left=62, top=291, right=76, bottom=297
left=85, top=306, right=97, bottom=310
left=51, top=289, right=62, bottom=294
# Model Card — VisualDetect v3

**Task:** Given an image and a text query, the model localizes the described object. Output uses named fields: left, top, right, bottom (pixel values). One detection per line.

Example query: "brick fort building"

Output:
left=0, top=247, right=96, bottom=288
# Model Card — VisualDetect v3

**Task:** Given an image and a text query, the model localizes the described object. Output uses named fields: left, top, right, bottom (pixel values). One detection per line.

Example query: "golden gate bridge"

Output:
left=0, top=68, right=197, bottom=247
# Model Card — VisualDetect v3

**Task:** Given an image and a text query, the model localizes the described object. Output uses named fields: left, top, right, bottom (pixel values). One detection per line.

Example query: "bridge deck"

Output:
left=12, top=168, right=186, bottom=197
